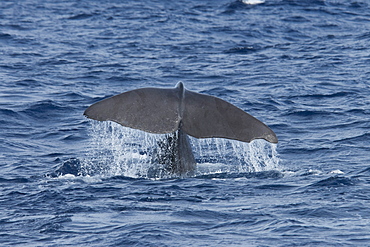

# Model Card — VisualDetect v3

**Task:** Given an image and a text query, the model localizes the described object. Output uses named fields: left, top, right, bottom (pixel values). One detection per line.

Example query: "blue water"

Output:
left=1, top=0, right=370, bottom=246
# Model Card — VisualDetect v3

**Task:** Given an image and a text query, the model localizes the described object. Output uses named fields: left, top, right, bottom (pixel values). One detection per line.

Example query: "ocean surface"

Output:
left=1, top=0, right=370, bottom=246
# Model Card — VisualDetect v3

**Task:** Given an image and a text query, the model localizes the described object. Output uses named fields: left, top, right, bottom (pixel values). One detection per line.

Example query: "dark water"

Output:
left=1, top=0, right=370, bottom=246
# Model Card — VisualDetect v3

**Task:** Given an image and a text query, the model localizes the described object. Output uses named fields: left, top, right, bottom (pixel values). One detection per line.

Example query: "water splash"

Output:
left=193, top=137, right=280, bottom=175
left=81, top=121, right=280, bottom=179
left=241, top=0, right=265, bottom=5
left=81, top=121, right=156, bottom=178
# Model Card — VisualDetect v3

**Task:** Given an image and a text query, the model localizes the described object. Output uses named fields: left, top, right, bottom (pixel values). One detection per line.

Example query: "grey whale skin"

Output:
left=84, top=82, right=278, bottom=176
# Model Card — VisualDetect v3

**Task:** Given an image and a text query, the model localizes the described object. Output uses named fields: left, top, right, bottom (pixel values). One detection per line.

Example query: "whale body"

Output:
left=84, top=82, right=277, bottom=176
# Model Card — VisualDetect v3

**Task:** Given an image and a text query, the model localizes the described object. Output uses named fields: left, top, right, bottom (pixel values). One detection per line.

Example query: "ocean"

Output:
left=1, top=0, right=370, bottom=246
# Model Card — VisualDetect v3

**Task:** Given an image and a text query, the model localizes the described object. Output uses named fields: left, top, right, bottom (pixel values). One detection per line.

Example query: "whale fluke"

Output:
left=84, top=82, right=278, bottom=144
left=84, top=82, right=277, bottom=176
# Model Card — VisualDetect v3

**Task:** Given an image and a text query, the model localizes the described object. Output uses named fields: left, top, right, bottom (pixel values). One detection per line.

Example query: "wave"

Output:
left=284, top=109, right=343, bottom=119
left=20, top=100, right=70, bottom=119
left=334, top=133, right=370, bottom=143
left=0, top=177, right=29, bottom=184
left=67, top=13, right=95, bottom=20
left=291, top=91, right=355, bottom=99
left=309, top=176, right=357, bottom=188
left=224, top=44, right=266, bottom=54
left=0, top=108, right=20, bottom=120
left=0, top=32, right=12, bottom=41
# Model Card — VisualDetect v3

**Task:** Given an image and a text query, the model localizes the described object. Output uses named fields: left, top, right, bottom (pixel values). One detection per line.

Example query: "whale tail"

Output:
left=84, top=82, right=278, bottom=144
left=84, top=82, right=277, bottom=176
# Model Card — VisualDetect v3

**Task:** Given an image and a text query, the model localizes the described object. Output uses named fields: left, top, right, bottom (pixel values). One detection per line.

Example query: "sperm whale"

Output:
left=84, top=82, right=277, bottom=176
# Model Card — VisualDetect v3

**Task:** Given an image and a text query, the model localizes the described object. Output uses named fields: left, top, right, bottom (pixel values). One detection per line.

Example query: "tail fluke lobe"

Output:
left=84, top=87, right=181, bottom=134
left=182, top=90, right=278, bottom=143
left=84, top=82, right=278, bottom=144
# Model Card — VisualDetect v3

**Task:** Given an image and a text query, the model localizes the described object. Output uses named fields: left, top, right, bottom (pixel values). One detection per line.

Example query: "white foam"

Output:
left=330, top=169, right=345, bottom=174
left=242, top=0, right=265, bottom=5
